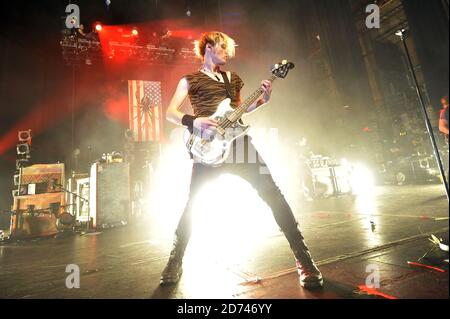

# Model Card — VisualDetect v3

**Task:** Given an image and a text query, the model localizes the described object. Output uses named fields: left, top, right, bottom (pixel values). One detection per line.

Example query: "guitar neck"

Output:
left=227, top=74, right=277, bottom=122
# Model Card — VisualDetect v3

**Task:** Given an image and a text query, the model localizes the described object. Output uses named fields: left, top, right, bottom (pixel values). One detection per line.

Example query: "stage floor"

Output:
left=0, top=184, right=448, bottom=299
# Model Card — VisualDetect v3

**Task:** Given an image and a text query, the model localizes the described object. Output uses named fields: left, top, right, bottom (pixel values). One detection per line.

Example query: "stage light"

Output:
left=395, top=29, right=406, bottom=37
left=14, top=174, right=20, bottom=186
left=176, top=173, right=278, bottom=296
left=190, top=174, right=277, bottom=261
left=340, top=158, right=349, bottom=167
left=350, top=163, right=374, bottom=195
left=16, top=143, right=30, bottom=155
left=18, top=130, right=31, bottom=144
left=131, top=28, right=138, bottom=36
left=16, top=159, right=29, bottom=170
left=95, top=23, right=102, bottom=32
left=144, top=139, right=194, bottom=235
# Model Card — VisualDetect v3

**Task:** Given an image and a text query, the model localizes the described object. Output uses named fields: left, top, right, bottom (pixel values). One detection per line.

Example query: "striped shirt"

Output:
left=184, top=71, right=244, bottom=117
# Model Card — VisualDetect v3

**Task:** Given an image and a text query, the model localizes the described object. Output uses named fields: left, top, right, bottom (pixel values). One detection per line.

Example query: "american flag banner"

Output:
left=128, top=80, right=164, bottom=142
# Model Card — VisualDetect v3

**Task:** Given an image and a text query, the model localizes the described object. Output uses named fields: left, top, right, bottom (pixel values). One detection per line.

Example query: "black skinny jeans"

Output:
left=175, top=136, right=298, bottom=242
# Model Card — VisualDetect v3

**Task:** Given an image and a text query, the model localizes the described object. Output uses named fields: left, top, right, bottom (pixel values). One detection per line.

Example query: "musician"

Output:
left=439, top=95, right=449, bottom=184
left=439, top=95, right=449, bottom=143
left=163, top=31, right=323, bottom=288
left=148, top=31, right=160, bottom=47
left=76, top=24, right=87, bottom=37
left=160, top=28, right=174, bottom=48
left=76, top=24, right=98, bottom=41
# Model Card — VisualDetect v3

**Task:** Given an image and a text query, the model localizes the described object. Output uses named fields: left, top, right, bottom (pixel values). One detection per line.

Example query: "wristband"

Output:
left=181, top=114, right=197, bottom=133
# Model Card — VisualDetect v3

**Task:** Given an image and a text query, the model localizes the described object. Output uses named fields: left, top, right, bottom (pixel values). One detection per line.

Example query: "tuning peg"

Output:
left=282, top=59, right=287, bottom=65
left=274, top=63, right=279, bottom=69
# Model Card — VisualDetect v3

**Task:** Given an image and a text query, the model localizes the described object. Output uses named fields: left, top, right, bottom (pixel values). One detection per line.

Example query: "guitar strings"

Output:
left=214, top=77, right=276, bottom=132
left=218, top=88, right=263, bottom=130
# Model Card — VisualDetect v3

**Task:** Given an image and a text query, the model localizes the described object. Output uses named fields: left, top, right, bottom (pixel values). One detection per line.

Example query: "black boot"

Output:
left=160, top=233, right=188, bottom=285
left=283, top=227, right=323, bottom=288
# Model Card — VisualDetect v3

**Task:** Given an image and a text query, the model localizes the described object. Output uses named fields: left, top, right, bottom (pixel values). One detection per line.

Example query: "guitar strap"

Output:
left=220, top=71, right=233, bottom=99
left=220, top=71, right=245, bottom=127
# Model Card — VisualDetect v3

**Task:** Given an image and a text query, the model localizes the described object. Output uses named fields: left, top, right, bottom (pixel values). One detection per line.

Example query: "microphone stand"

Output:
left=396, top=29, right=449, bottom=201
left=53, top=183, right=89, bottom=204
left=52, top=182, right=91, bottom=231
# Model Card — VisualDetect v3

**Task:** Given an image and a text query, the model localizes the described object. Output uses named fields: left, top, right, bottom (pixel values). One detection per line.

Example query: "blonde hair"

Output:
left=193, top=31, right=236, bottom=59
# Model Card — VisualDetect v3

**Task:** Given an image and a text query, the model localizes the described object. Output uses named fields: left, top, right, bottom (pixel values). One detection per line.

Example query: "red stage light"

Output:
left=95, top=23, right=102, bottom=32
left=131, top=28, right=138, bottom=36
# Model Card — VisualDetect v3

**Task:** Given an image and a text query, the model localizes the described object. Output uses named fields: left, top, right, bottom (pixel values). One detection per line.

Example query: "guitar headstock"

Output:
left=271, top=60, right=295, bottom=79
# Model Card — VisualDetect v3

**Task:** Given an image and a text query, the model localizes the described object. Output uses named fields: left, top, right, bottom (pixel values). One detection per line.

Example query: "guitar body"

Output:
left=183, top=98, right=250, bottom=166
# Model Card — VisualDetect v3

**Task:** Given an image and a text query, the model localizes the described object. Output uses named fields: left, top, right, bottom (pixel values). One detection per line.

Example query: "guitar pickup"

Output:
left=217, top=126, right=225, bottom=136
left=186, top=134, right=195, bottom=150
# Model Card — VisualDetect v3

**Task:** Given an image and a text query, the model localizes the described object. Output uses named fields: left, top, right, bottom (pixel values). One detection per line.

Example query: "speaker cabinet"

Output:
left=90, top=162, right=131, bottom=228
left=16, top=163, right=65, bottom=195
left=10, top=193, right=65, bottom=239
left=10, top=164, right=65, bottom=239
